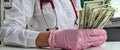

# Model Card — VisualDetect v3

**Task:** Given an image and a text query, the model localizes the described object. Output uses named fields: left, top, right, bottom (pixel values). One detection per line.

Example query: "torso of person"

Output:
left=29, top=0, right=77, bottom=31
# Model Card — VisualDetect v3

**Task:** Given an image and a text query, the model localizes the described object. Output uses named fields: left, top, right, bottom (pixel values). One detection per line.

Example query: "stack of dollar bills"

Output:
left=78, top=0, right=115, bottom=29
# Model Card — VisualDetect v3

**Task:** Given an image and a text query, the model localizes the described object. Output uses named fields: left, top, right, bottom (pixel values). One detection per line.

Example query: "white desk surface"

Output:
left=0, top=42, right=120, bottom=50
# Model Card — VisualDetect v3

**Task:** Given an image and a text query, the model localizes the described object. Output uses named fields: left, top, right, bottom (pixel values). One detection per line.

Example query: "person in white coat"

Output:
left=0, top=0, right=107, bottom=49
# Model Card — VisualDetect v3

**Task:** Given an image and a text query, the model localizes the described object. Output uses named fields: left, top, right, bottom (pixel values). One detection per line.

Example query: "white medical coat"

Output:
left=0, top=0, right=81, bottom=47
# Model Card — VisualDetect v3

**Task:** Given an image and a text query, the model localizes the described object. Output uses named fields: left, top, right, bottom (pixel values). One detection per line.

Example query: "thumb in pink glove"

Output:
left=48, top=29, right=107, bottom=50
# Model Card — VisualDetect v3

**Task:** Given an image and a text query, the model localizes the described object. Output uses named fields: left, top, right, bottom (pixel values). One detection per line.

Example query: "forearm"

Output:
left=35, top=31, right=50, bottom=47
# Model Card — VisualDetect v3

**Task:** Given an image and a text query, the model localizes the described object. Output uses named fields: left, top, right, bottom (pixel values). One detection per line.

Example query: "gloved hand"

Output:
left=48, top=29, right=107, bottom=50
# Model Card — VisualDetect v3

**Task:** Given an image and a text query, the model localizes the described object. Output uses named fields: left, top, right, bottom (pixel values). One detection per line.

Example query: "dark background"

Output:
left=104, top=27, right=120, bottom=41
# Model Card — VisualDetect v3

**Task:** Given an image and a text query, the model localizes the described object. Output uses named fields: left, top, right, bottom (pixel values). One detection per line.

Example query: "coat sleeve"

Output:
left=0, top=0, right=40, bottom=47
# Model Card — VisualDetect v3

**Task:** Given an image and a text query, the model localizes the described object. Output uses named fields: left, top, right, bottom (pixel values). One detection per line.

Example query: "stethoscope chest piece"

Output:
left=40, top=0, right=59, bottom=31
left=46, top=27, right=59, bottom=31
left=40, top=0, right=78, bottom=31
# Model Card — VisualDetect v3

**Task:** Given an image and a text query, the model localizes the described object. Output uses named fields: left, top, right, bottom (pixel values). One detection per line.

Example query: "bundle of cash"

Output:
left=78, top=0, right=115, bottom=29
left=88, top=4, right=108, bottom=28
left=97, top=9, right=115, bottom=28
left=92, top=8, right=108, bottom=28
left=83, top=1, right=104, bottom=28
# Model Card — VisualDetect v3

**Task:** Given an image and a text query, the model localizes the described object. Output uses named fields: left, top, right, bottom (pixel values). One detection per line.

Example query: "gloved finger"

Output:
left=91, top=35, right=107, bottom=47
left=90, top=35, right=107, bottom=42
left=83, top=30, right=106, bottom=41
left=89, top=33, right=107, bottom=47
left=87, top=29, right=107, bottom=36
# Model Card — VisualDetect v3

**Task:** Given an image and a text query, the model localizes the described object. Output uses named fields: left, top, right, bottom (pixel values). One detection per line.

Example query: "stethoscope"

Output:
left=40, top=0, right=78, bottom=31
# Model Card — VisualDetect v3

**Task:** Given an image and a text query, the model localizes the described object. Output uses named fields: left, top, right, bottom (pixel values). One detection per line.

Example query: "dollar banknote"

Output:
left=78, top=0, right=115, bottom=29
left=87, top=4, right=108, bottom=28
left=83, top=1, right=104, bottom=28
left=78, top=10, right=84, bottom=28
left=92, top=8, right=108, bottom=28
left=97, top=9, right=115, bottom=28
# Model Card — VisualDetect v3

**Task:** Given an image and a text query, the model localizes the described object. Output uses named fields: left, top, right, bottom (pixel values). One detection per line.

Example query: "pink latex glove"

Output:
left=48, top=29, right=107, bottom=50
